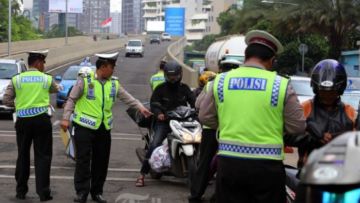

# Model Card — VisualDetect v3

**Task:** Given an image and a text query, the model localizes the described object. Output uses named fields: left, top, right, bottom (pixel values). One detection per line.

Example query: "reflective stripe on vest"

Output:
left=213, top=67, right=288, bottom=160
left=17, top=106, right=48, bottom=117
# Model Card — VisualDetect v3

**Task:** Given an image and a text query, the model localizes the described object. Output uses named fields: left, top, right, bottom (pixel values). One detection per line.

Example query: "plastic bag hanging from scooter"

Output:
left=149, top=141, right=171, bottom=173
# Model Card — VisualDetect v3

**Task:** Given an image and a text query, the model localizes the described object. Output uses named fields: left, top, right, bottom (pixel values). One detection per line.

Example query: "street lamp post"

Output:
left=65, top=0, right=68, bottom=45
left=8, top=0, right=11, bottom=56
left=261, top=0, right=299, bottom=6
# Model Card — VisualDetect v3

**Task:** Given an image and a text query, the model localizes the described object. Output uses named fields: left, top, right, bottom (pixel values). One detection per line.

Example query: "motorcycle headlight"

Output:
left=182, top=132, right=194, bottom=143
left=194, top=131, right=202, bottom=143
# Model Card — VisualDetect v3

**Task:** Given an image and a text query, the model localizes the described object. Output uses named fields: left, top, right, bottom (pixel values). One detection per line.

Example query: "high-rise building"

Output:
left=122, top=0, right=144, bottom=35
left=79, top=0, right=111, bottom=34
left=110, top=12, right=122, bottom=35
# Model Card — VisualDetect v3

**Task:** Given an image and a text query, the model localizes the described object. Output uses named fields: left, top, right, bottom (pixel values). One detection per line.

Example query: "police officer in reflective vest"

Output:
left=3, top=50, right=61, bottom=201
left=60, top=52, right=151, bottom=203
left=149, top=60, right=166, bottom=91
left=198, top=30, right=306, bottom=202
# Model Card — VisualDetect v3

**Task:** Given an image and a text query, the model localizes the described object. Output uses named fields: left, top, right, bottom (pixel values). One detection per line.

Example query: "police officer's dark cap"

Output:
left=245, top=30, right=284, bottom=54
left=28, top=49, right=48, bottom=60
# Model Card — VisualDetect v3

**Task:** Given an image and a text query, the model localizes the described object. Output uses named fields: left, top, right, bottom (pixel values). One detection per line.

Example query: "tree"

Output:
left=44, top=24, right=82, bottom=38
left=0, top=0, right=40, bottom=42
left=271, top=0, right=360, bottom=59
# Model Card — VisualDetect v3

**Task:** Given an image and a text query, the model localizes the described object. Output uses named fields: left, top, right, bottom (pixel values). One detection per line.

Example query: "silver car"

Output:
left=0, top=59, right=28, bottom=114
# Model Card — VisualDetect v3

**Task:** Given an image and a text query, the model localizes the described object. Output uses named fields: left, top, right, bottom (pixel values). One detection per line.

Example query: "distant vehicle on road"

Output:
left=55, top=65, right=96, bottom=108
left=125, top=39, right=144, bottom=57
left=0, top=59, right=27, bottom=114
left=149, top=35, right=161, bottom=44
left=161, top=33, right=171, bottom=41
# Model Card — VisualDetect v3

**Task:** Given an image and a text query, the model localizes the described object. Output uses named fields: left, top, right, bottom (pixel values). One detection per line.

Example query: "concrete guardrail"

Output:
left=166, top=37, right=198, bottom=88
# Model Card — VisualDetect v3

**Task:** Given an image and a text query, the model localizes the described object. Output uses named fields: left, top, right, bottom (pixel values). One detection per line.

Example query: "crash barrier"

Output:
left=2, top=35, right=145, bottom=70
left=166, top=37, right=198, bottom=88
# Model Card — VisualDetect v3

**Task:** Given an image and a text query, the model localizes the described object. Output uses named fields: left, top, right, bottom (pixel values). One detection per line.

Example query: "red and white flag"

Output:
left=100, top=17, right=112, bottom=28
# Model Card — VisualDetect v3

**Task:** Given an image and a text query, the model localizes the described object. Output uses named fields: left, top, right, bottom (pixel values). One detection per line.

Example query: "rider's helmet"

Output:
left=219, top=58, right=242, bottom=72
left=198, top=71, right=216, bottom=87
left=299, top=131, right=360, bottom=203
left=78, top=66, right=93, bottom=77
left=164, top=60, right=182, bottom=84
left=310, top=59, right=347, bottom=95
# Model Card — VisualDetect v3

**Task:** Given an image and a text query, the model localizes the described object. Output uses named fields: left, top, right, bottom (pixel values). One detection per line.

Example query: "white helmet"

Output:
left=78, top=66, right=93, bottom=77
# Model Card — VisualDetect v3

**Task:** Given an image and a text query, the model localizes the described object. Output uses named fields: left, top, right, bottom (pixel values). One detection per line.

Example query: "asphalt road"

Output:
left=0, top=40, right=206, bottom=203
left=0, top=40, right=299, bottom=203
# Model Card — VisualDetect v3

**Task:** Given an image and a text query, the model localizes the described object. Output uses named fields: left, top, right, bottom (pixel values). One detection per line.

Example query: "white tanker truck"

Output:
left=205, top=35, right=247, bottom=72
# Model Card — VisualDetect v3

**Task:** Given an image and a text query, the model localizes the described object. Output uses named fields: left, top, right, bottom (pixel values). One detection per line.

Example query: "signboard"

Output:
left=165, top=7, right=185, bottom=36
left=49, top=0, right=83, bottom=13
left=298, top=43, right=308, bottom=55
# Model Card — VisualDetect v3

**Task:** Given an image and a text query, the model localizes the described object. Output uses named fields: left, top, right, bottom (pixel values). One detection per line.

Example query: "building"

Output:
left=79, top=0, right=111, bottom=34
left=110, top=12, right=122, bottom=35
left=122, top=0, right=144, bottom=35
left=185, top=13, right=209, bottom=44
left=207, top=0, right=237, bottom=34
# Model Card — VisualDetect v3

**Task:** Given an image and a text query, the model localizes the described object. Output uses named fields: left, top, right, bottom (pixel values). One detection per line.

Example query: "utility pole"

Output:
left=65, top=0, right=68, bottom=44
left=8, top=0, right=11, bottom=56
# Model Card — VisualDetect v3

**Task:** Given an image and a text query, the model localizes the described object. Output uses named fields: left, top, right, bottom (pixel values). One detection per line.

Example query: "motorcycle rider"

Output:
left=149, top=60, right=166, bottom=91
left=136, top=60, right=196, bottom=187
left=298, top=59, right=356, bottom=168
left=193, top=71, right=216, bottom=98
left=284, top=59, right=357, bottom=203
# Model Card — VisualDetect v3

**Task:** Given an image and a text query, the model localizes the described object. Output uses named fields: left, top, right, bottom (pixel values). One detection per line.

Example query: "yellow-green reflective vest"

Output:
left=12, top=70, right=52, bottom=117
left=213, top=67, right=289, bottom=160
left=150, top=71, right=165, bottom=90
left=73, top=72, right=119, bottom=130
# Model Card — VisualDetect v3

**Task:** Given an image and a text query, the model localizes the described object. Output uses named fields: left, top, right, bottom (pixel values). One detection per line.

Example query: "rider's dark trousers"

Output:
left=15, top=113, right=53, bottom=197
left=140, top=122, right=171, bottom=174
left=73, top=123, right=111, bottom=196
left=216, top=156, right=286, bottom=203
left=189, top=129, right=218, bottom=199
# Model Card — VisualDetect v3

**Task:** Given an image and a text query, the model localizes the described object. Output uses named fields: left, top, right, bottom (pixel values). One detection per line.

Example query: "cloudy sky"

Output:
left=23, top=0, right=122, bottom=12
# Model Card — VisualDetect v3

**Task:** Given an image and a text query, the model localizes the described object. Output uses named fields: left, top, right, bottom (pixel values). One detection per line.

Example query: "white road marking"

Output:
left=0, top=165, right=139, bottom=172
left=0, top=174, right=154, bottom=182
left=52, top=120, right=60, bottom=126
left=0, top=134, right=141, bottom=141
left=0, top=130, right=142, bottom=137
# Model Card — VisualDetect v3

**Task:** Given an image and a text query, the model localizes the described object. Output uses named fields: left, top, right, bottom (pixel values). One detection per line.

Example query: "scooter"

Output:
left=128, top=105, right=202, bottom=180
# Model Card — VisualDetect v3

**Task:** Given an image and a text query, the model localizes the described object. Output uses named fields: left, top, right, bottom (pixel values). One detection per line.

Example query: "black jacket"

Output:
left=150, top=82, right=195, bottom=117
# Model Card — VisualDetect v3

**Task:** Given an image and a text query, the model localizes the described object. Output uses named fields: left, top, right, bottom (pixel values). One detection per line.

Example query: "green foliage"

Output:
left=44, top=24, right=82, bottom=38
left=216, top=0, right=360, bottom=74
left=188, top=34, right=218, bottom=52
left=0, top=0, right=40, bottom=42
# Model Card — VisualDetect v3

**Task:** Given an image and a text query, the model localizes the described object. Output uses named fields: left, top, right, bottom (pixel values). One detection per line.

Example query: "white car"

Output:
left=0, top=59, right=28, bottom=114
left=125, top=39, right=144, bottom=57
left=161, top=33, right=171, bottom=41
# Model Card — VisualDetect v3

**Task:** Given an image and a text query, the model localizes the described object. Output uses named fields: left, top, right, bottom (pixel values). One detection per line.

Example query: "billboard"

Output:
left=49, top=0, right=83, bottom=13
left=165, top=7, right=185, bottom=36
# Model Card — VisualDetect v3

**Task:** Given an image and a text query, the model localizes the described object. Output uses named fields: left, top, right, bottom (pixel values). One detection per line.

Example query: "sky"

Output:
left=23, top=0, right=122, bottom=12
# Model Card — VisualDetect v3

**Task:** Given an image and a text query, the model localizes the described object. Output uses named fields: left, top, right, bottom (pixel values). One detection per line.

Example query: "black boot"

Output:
left=74, top=193, right=87, bottom=203
left=91, top=194, right=107, bottom=203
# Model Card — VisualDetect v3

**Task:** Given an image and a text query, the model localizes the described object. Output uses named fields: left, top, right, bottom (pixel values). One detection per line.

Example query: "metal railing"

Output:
left=166, top=37, right=198, bottom=88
